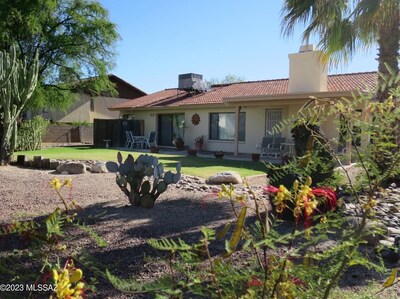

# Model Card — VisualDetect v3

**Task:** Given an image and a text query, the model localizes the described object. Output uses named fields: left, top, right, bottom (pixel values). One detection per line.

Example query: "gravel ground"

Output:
left=1, top=165, right=399, bottom=298
left=0, top=166, right=244, bottom=298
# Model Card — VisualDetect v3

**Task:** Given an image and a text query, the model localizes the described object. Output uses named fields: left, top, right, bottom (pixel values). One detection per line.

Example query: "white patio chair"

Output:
left=258, top=136, right=286, bottom=158
left=147, top=131, right=157, bottom=148
left=125, top=131, right=133, bottom=148
left=129, top=132, right=145, bottom=149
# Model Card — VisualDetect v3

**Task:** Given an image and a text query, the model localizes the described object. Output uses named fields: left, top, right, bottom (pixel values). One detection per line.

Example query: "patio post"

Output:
left=360, top=109, right=370, bottom=149
left=345, top=121, right=352, bottom=165
left=234, top=106, right=240, bottom=156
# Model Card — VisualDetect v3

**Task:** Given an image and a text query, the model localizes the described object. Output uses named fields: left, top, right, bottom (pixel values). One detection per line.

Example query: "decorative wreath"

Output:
left=191, top=113, right=200, bottom=125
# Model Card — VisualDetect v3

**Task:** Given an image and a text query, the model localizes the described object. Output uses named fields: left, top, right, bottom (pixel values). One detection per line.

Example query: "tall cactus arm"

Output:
left=12, top=51, right=39, bottom=108
left=0, top=46, right=17, bottom=88
left=0, top=47, right=39, bottom=165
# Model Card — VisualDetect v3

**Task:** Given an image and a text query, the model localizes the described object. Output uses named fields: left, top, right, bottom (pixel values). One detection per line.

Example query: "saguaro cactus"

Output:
left=0, top=46, right=39, bottom=165
left=106, top=153, right=181, bottom=208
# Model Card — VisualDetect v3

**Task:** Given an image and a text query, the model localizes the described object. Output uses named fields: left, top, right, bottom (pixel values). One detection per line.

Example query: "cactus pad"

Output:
left=110, top=153, right=181, bottom=208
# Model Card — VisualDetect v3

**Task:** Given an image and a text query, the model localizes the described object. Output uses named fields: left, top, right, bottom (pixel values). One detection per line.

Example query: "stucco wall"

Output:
left=119, top=98, right=357, bottom=154
left=44, top=94, right=128, bottom=123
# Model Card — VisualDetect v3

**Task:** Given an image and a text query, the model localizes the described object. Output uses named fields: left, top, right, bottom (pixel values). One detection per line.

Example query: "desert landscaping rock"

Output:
left=206, top=171, right=243, bottom=184
left=56, top=162, right=87, bottom=174
left=341, top=183, right=400, bottom=257
left=91, top=161, right=109, bottom=173
left=49, top=159, right=61, bottom=170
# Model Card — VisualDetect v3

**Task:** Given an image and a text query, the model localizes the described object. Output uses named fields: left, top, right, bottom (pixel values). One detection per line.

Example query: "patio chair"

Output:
left=258, top=136, right=286, bottom=158
left=125, top=131, right=133, bottom=148
left=129, top=131, right=145, bottom=149
left=147, top=131, right=157, bottom=148
left=131, top=131, right=157, bottom=149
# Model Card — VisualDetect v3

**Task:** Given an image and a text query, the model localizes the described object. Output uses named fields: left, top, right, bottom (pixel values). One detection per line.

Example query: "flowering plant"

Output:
left=52, top=259, right=85, bottom=299
left=50, top=178, right=81, bottom=212
left=263, top=178, right=338, bottom=231
left=194, top=135, right=205, bottom=143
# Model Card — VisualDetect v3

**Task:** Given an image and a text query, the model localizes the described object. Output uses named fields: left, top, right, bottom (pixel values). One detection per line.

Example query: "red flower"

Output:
left=311, top=187, right=337, bottom=212
left=247, top=275, right=263, bottom=287
left=263, top=185, right=279, bottom=195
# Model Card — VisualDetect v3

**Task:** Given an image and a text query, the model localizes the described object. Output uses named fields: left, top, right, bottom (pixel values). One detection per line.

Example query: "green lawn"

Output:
left=15, top=146, right=268, bottom=178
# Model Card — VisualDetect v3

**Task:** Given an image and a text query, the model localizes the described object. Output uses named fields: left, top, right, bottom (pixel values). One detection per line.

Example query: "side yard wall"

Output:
left=44, top=124, right=93, bottom=144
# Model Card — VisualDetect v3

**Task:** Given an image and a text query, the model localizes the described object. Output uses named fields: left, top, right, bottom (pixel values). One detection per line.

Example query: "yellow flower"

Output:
left=218, top=184, right=235, bottom=199
left=50, top=178, right=62, bottom=190
left=70, top=269, right=83, bottom=283
left=273, top=185, right=291, bottom=214
left=52, top=261, right=85, bottom=299
left=63, top=179, right=72, bottom=188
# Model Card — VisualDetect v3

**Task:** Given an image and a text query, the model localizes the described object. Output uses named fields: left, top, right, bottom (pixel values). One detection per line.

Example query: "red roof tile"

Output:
left=110, top=72, right=377, bottom=110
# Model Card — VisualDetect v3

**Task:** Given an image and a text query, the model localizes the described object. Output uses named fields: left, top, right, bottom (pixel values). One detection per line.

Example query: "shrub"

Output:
left=17, top=115, right=50, bottom=151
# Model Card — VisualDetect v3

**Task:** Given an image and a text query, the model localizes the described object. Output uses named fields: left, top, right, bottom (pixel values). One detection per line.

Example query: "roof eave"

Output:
left=223, top=90, right=365, bottom=103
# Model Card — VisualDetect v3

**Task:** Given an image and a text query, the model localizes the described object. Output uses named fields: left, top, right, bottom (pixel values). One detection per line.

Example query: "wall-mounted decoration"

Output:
left=191, top=113, right=200, bottom=125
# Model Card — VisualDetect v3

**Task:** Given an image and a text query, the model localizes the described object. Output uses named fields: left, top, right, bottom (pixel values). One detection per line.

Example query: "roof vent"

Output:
left=178, top=73, right=210, bottom=92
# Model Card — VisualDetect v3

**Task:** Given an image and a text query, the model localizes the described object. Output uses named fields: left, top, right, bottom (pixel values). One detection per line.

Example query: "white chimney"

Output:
left=288, top=44, right=328, bottom=93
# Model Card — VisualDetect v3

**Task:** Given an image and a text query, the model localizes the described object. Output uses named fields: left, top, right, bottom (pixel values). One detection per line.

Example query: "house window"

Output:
left=265, top=109, right=283, bottom=137
left=90, top=99, right=94, bottom=112
left=209, top=112, right=245, bottom=141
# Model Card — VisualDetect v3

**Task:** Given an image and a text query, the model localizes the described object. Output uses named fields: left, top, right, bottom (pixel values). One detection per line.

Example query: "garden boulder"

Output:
left=206, top=171, right=242, bottom=185
left=56, top=162, right=87, bottom=174
left=343, top=216, right=388, bottom=246
left=91, top=162, right=109, bottom=173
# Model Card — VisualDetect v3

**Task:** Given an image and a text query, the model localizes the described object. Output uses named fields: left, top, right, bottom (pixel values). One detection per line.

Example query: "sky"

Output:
left=99, top=0, right=378, bottom=94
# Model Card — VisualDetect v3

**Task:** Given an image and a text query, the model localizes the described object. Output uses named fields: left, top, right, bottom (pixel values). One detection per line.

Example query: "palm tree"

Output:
left=281, top=0, right=399, bottom=101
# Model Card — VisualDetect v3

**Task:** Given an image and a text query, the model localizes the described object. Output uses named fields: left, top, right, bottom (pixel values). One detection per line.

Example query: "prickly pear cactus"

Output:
left=106, top=152, right=181, bottom=208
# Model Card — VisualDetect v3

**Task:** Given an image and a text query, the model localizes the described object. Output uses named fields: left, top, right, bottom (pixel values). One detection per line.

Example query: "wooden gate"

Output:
left=93, top=119, right=144, bottom=147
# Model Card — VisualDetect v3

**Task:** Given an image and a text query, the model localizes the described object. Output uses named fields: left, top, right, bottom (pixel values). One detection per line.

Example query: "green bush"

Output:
left=17, top=115, right=50, bottom=151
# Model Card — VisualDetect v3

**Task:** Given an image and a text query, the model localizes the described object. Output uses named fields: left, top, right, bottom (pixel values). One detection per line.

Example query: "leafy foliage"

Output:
left=0, top=0, right=119, bottom=110
left=17, top=115, right=49, bottom=151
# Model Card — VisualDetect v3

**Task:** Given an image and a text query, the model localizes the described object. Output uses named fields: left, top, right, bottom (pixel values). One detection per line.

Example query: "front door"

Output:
left=158, top=114, right=174, bottom=146
left=158, top=114, right=185, bottom=146
left=265, top=109, right=283, bottom=137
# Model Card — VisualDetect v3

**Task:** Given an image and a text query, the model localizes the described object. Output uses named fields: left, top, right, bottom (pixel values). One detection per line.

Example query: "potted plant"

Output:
left=214, top=150, right=224, bottom=159
left=251, top=153, right=260, bottom=161
left=175, top=119, right=186, bottom=149
left=187, top=149, right=197, bottom=156
left=194, top=135, right=205, bottom=151
left=150, top=146, right=159, bottom=153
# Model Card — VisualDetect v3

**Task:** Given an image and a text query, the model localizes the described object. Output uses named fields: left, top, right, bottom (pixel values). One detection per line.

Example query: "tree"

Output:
left=209, top=74, right=246, bottom=85
left=281, top=0, right=399, bottom=102
left=0, top=0, right=120, bottom=110
left=0, top=46, right=39, bottom=165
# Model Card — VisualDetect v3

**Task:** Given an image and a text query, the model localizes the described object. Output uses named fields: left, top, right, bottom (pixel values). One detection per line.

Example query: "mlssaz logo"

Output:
left=25, top=284, right=57, bottom=292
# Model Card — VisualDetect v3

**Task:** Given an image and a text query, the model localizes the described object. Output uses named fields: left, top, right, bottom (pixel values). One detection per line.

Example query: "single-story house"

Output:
left=110, top=45, right=377, bottom=155
left=37, top=74, right=146, bottom=123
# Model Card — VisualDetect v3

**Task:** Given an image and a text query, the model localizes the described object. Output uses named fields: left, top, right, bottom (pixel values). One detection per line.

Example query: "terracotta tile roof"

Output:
left=110, top=89, right=190, bottom=109
left=327, top=72, right=377, bottom=92
left=110, top=72, right=377, bottom=110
